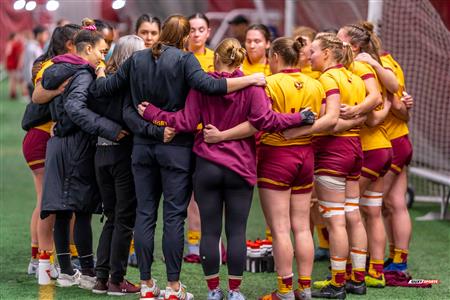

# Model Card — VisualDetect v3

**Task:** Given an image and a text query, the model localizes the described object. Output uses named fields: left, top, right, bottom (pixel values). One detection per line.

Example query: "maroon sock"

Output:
left=206, top=276, right=219, bottom=291
left=31, top=246, right=39, bottom=259
left=229, top=277, right=242, bottom=291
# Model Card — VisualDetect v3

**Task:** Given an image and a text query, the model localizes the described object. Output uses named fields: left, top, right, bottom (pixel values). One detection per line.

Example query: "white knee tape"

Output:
left=318, top=200, right=345, bottom=218
left=360, top=191, right=383, bottom=207
left=315, top=175, right=346, bottom=191
left=345, top=197, right=360, bottom=212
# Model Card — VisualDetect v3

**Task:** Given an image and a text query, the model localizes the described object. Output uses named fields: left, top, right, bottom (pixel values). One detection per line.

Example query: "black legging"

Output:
left=193, top=156, right=253, bottom=277
left=54, top=211, right=93, bottom=275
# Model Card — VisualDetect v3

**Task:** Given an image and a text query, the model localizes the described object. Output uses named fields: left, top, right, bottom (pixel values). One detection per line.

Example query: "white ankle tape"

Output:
left=315, top=175, right=346, bottom=191
left=360, top=191, right=383, bottom=207
left=345, top=197, right=360, bottom=212
left=318, top=200, right=345, bottom=218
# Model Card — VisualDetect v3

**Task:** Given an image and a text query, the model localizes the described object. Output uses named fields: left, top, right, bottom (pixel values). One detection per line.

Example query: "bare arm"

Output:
left=32, top=80, right=69, bottom=104
left=355, top=53, right=399, bottom=94
left=283, top=95, right=340, bottom=139
left=340, top=77, right=382, bottom=119
left=365, top=99, right=392, bottom=127
left=333, top=115, right=367, bottom=134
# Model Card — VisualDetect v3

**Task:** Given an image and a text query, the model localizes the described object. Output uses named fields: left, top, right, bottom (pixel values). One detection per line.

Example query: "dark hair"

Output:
left=39, top=24, right=81, bottom=62
left=135, top=14, right=162, bottom=33
left=152, top=15, right=190, bottom=59
left=75, top=19, right=104, bottom=52
left=188, top=12, right=210, bottom=28
left=246, top=24, right=271, bottom=42
left=94, top=19, right=113, bottom=32
left=342, top=22, right=381, bottom=63
left=33, top=26, right=47, bottom=38
left=271, top=36, right=306, bottom=66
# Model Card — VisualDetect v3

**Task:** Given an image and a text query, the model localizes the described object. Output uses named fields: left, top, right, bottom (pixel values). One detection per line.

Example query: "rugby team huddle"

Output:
left=22, top=11, right=417, bottom=300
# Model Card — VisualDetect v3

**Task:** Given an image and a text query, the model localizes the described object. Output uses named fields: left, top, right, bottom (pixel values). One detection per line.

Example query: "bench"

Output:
left=409, top=167, right=450, bottom=220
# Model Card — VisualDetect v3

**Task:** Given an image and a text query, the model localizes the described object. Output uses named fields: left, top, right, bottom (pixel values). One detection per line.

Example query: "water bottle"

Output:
left=38, top=252, right=51, bottom=285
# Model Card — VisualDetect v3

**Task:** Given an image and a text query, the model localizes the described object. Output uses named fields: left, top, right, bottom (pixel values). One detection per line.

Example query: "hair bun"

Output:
left=81, top=18, right=95, bottom=27
left=360, top=21, right=374, bottom=33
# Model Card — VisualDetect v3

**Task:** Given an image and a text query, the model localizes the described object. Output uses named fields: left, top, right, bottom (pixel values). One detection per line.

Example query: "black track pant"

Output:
left=132, top=144, right=193, bottom=282
left=193, top=156, right=253, bottom=277
left=54, top=211, right=93, bottom=275
left=94, top=145, right=136, bottom=284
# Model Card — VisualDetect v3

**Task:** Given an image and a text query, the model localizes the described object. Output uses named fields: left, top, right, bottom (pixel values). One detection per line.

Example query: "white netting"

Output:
left=381, top=0, right=450, bottom=196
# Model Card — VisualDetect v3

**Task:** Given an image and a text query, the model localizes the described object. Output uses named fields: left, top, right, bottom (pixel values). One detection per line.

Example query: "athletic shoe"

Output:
left=164, top=282, right=193, bottom=300
left=128, top=252, right=138, bottom=267
left=140, top=280, right=161, bottom=300
left=314, top=247, right=330, bottom=261
left=259, top=291, right=294, bottom=300
left=79, top=274, right=96, bottom=290
left=345, top=280, right=366, bottom=295
left=311, top=284, right=346, bottom=299
left=107, top=279, right=140, bottom=296
left=56, top=269, right=82, bottom=287
left=294, top=288, right=311, bottom=300
left=28, top=258, right=38, bottom=275
left=228, top=290, right=246, bottom=300
left=207, top=288, right=224, bottom=300
left=92, top=279, right=108, bottom=294
left=365, top=274, right=385, bottom=288
left=384, top=262, right=407, bottom=272
left=384, top=271, right=431, bottom=288
left=183, top=254, right=201, bottom=264
left=312, top=279, right=330, bottom=290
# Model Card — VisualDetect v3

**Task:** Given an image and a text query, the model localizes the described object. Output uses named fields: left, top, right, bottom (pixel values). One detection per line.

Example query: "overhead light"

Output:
left=112, top=0, right=126, bottom=10
left=25, top=0, right=37, bottom=11
left=46, top=0, right=59, bottom=11
left=13, top=0, right=26, bottom=10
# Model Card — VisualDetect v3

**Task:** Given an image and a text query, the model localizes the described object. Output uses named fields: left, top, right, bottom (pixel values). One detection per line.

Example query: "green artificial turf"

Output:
left=0, top=82, right=449, bottom=299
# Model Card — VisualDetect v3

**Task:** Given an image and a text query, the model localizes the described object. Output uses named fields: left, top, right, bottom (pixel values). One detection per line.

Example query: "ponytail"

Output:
left=341, top=22, right=381, bottom=64
left=215, top=38, right=246, bottom=68
left=314, top=33, right=354, bottom=68
left=270, top=36, right=306, bottom=66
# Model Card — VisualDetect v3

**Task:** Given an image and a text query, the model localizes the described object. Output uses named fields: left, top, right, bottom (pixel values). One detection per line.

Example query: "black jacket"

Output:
left=21, top=102, right=51, bottom=131
left=92, top=46, right=228, bottom=146
left=42, top=62, right=122, bottom=140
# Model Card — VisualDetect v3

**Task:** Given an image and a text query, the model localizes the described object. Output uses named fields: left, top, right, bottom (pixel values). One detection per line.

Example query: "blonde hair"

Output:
left=314, top=32, right=354, bottom=68
left=341, top=21, right=381, bottom=63
left=106, top=35, right=145, bottom=74
left=214, top=38, right=246, bottom=68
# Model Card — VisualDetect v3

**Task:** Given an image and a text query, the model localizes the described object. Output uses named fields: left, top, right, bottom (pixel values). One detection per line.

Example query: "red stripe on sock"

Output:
left=229, top=278, right=242, bottom=291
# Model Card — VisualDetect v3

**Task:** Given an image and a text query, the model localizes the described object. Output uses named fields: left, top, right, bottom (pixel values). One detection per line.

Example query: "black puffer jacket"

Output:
left=40, top=54, right=120, bottom=216
left=21, top=102, right=51, bottom=131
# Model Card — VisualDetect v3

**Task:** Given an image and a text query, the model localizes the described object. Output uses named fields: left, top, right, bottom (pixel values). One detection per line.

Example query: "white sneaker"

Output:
left=79, top=274, right=96, bottom=290
left=56, top=269, right=81, bottom=287
left=164, top=282, right=194, bottom=300
left=140, top=279, right=161, bottom=300
left=28, top=258, right=38, bottom=275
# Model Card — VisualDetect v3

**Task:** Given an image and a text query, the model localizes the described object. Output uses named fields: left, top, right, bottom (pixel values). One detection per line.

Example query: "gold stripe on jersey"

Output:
left=316, top=64, right=366, bottom=137
left=194, top=48, right=215, bottom=72
left=260, top=70, right=324, bottom=146
left=380, top=53, right=409, bottom=140
left=242, top=56, right=272, bottom=76
left=350, top=61, right=391, bottom=150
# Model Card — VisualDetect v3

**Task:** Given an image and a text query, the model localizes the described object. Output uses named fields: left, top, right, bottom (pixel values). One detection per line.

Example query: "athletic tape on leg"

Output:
left=360, top=191, right=383, bottom=207
left=318, top=200, right=345, bottom=218
left=315, top=175, right=346, bottom=191
left=345, top=197, right=360, bottom=212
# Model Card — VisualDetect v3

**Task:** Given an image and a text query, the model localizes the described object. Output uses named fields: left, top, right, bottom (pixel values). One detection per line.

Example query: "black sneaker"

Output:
left=345, top=280, right=366, bottom=295
left=312, top=284, right=346, bottom=299
left=92, top=278, right=108, bottom=294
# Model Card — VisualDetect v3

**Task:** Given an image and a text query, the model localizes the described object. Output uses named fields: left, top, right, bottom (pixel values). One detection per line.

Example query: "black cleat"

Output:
left=312, top=284, right=346, bottom=299
left=345, top=280, right=366, bottom=295
left=383, top=258, right=393, bottom=268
